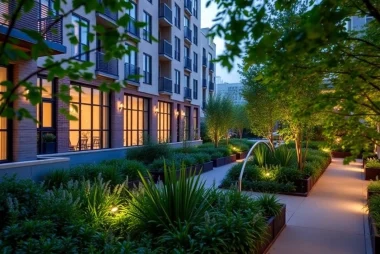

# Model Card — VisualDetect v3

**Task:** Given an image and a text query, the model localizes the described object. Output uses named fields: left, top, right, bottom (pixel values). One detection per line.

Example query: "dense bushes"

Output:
left=221, top=145, right=331, bottom=193
left=0, top=167, right=282, bottom=253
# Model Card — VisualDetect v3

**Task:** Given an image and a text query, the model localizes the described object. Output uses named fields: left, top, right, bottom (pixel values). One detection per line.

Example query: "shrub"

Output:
left=126, top=142, right=171, bottom=164
left=274, top=146, right=296, bottom=167
left=368, top=195, right=380, bottom=232
left=44, top=169, right=71, bottom=189
left=366, top=158, right=380, bottom=169
left=369, top=181, right=380, bottom=192
left=172, top=153, right=197, bottom=168
left=101, top=159, right=148, bottom=181
left=254, top=194, right=282, bottom=218
left=191, top=153, right=212, bottom=164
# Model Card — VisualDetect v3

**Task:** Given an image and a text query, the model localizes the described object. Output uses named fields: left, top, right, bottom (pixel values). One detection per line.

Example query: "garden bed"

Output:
left=258, top=204, right=286, bottom=253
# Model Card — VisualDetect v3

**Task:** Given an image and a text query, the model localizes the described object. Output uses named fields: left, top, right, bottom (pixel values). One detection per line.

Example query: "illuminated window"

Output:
left=157, top=101, right=172, bottom=143
left=124, top=95, right=149, bottom=146
left=36, top=77, right=56, bottom=154
left=183, top=106, right=190, bottom=141
left=0, top=67, right=9, bottom=162
left=69, top=84, right=110, bottom=151
left=193, top=108, right=199, bottom=140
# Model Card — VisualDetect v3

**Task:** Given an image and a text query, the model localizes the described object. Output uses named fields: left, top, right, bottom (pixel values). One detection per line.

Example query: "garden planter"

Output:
left=225, top=154, right=237, bottom=164
left=258, top=204, right=286, bottom=254
left=331, top=151, right=352, bottom=158
left=364, top=156, right=379, bottom=168
left=213, top=157, right=225, bottom=167
left=201, top=161, right=213, bottom=173
left=368, top=190, right=380, bottom=200
left=365, top=167, right=380, bottom=181
left=42, top=142, right=56, bottom=154
left=368, top=215, right=380, bottom=254
left=293, top=177, right=312, bottom=195
left=236, top=151, right=248, bottom=160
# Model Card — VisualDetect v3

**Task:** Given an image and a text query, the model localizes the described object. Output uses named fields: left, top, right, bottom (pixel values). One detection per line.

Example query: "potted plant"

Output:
left=42, top=133, right=56, bottom=154
left=365, top=158, right=380, bottom=181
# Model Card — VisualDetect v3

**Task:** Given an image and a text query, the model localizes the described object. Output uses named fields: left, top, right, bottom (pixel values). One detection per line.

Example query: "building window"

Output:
left=143, top=11, right=152, bottom=43
left=208, top=53, right=212, bottom=62
left=72, top=14, right=89, bottom=61
left=193, top=108, right=199, bottom=140
left=176, top=104, right=181, bottom=142
left=193, top=0, right=198, bottom=18
left=193, top=25, right=198, bottom=45
left=184, top=16, right=190, bottom=29
left=183, top=106, right=190, bottom=141
left=124, top=95, right=150, bottom=146
left=143, top=53, right=152, bottom=84
left=69, top=84, right=110, bottom=151
left=193, top=52, right=198, bottom=72
left=157, top=101, right=172, bottom=143
left=174, top=4, right=180, bottom=28
left=174, top=69, right=180, bottom=94
left=0, top=67, right=9, bottom=162
left=185, top=75, right=190, bottom=88
left=174, top=37, right=181, bottom=61
left=36, top=77, right=56, bottom=154
left=193, top=79, right=198, bottom=99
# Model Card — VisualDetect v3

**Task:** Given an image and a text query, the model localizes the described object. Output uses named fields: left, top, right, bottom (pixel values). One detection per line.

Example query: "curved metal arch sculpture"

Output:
left=238, top=140, right=273, bottom=192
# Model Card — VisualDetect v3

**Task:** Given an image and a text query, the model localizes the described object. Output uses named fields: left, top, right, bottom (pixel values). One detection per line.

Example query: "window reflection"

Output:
left=124, top=95, right=149, bottom=146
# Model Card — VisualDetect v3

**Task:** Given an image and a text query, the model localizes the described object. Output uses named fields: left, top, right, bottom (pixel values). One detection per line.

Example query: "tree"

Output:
left=0, top=0, right=145, bottom=120
left=240, top=65, right=283, bottom=149
left=232, top=104, right=249, bottom=139
left=204, top=95, right=233, bottom=147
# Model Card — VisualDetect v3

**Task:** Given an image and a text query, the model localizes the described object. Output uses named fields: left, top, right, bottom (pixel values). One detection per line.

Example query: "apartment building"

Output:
left=216, top=82, right=245, bottom=105
left=0, top=0, right=216, bottom=170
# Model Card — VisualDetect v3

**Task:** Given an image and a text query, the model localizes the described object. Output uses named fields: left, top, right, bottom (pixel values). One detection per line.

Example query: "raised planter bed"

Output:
left=199, top=161, right=213, bottom=173
left=363, top=155, right=378, bottom=168
left=225, top=154, right=237, bottom=164
left=236, top=151, right=248, bottom=160
left=368, top=215, right=380, bottom=254
left=213, top=157, right=226, bottom=167
left=257, top=204, right=286, bottom=254
left=331, top=151, right=352, bottom=158
left=365, top=167, right=380, bottom=181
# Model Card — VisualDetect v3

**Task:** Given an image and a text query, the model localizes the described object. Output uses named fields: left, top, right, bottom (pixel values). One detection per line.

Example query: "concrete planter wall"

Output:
left=225, top=154, right=237, bottom=164
left=365, top=167, right=380, bottom=181
left=236, top=151, right=248, bottom=160
left=213, top=157, right=226, bottom=167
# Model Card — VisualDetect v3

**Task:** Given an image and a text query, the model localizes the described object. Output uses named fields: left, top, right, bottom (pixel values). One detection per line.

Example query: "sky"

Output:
left=201, top=1, right=242, bottom=84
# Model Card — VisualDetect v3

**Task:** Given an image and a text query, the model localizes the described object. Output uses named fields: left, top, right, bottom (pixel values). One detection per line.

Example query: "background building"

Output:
left=216, top=80, right=245, bottom=105
left=0, top=0, right=216, bottom=168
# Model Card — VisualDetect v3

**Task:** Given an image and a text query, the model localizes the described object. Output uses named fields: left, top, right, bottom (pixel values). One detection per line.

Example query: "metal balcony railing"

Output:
left=0, top=0, right=63, bottom=44
left=159, top=77, right=173, bottom=93
left=184, top=57, right=192, bottom=71
left=184, top=0, right=192, bottom=14
left=159, top=3, right=172, bottom=24
left=159, top=40, right=172, bottom=58
left=126, top=18, right=140, bottom=38
left=184, top=87, right=192, bottom=100
left=96, top=51, right=118, bottom=76
left=209, top=61, right=215, bottom=72
left=184, top=26, right=192, bottom=43
left=97, top=0, right=118, bottom=21
left=124, top=63, right=140, bottom=82
left=202, top=56, right=207, bottom=67
left=202, top=78, right=207, bottom=88
left=209, top=81, right=215, bottom=91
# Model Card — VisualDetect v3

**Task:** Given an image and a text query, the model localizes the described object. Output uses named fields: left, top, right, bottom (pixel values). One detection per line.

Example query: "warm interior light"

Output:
left=181, top=111, right=185, bottom=117
left=175, top=110, right=179, bottom=117
left=118, top=102, right=124, bottom=112
left=111, top=206, right=118, bottom=213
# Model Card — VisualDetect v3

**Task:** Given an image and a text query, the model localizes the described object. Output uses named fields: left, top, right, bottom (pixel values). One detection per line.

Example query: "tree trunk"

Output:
left=295, top=130, right=303, bottom=171
left=214, top=132, right=218, bottom=148
left=239, top=129, right=243, bottom=139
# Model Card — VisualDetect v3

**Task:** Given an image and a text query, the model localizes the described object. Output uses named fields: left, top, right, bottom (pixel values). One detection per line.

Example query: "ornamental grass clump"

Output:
left=254, top=193, right=282, bottom=218
left=366, top=158, right=380, bottom=169
left=369, top=180, right=380, bottom=192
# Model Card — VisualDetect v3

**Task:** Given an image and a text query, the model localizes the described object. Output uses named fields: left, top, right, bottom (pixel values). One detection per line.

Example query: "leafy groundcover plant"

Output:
left=366, top=158, right=380, bottom=169
left=221, top=145, right=331, bottom=193
left=368, top=181, right=380, bottom=192
left=0, top=165, right=280, bottom=253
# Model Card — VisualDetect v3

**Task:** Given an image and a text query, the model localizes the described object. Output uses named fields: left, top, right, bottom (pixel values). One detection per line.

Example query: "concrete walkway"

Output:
left=201, top=158, right=371, bottom=254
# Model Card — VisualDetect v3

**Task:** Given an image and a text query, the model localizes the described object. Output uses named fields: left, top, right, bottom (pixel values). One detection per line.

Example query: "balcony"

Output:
left=126, top=19, right=140, bottom=39
left=202, top=79, right=207, bottom=89
left=184, top=87, right=192, bottom=101
left=96, top=0, right=118, bottom=26
left=159, top=3, right=172, bottom=26
left=209, top=81, right=215, bottom=91
left=184, top=0, right=192, bottom=15
left=124, top=63, right=140, bottom=85
left=0, top=0, right=65, bottom=55
left=209, top=61, right=215, bottom=72
left=96, top=51, right=118, bottom=78
left=159, top=77, right=173, bottom=94
left=184, top=57, right=192, bottom=72
left=202, top=56, right=207, bottom=67
left=184, top=26, right=192, bottom=44
left=159, top=40, right=172, bottom=60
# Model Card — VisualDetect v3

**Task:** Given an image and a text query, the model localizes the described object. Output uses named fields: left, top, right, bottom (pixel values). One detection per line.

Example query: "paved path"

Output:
left=201, top=158, right=371, bottom=254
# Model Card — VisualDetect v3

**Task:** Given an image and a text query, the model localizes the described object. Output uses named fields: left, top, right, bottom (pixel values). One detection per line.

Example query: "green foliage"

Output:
left=274, top=146, right=296, bottom=167
left=191, top=153, right=212, bottom=164
left=101, top=159, right=148, bottom=181
left=204, top=95, right=234, bottom=147
left=232, top=104, right=250, bottom=139
left=366, top=158, right=380, bottom=169
left=126, top=142, right=171, bottom=164
left=368, top=181, right=380, bottom=193
left=200, top=122, right=212, bottom=143
left=127, top=165, right=212, bottom=235
left=43, top=169, right=70, bottom=189
left=255, top=194, right=282, bottom=218
left=369, top=195, right=380, bottom=232
left=42, top=133, right=56, bottom=143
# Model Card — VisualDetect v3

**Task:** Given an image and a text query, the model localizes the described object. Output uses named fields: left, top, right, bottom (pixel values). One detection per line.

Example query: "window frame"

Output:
left=193, top=24, right=198, bottom=45
left=143, top=53, right=152, bottom=84
left=0, top=66, right=11, bottom=163
left=193, top=52, right=198, bottom=72
left=174, top=4, right=181, bottom=28
left=174, top=69, right=181, bottom=94
left=183, top=106, right=191, bottom=141
left=157, top=101, right=172, bottom=143
left=143, top=11, right=152, bottom=43
left=193, top=79, right=198, bottom=99
left=193, top=108, right=199, bottom=139
left=72, top=14, right=89, bottom=61
left=174, top=36, right=181, bottom=61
